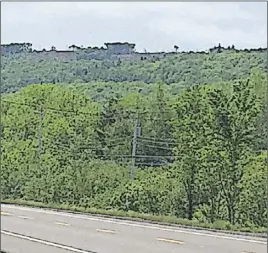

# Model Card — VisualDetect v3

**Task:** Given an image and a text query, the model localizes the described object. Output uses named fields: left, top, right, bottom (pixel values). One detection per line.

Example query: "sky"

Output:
left=2, top=2, right=267, bottom=52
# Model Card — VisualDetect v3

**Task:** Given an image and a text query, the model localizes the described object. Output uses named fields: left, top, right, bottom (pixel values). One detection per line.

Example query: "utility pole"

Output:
left=37, top=106, right=44, bottom=186
left=38, top=107, right=44, bottom=158
left=74, top=111, right=78, bottom=162
left=131, top=118, right=141, bottom=180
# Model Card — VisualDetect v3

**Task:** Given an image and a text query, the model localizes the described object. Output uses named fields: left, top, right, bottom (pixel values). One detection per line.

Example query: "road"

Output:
left=1, top=204, right=267, bottom=253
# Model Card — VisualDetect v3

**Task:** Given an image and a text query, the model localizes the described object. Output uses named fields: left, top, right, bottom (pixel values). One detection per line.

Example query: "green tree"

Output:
left=207, top=79, right=262, bottom=224
left=172, top=85, right=211, bottom=220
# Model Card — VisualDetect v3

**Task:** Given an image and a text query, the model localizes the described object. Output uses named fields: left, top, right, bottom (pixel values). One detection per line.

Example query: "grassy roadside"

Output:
left=2, top=199, right=267, bottom=237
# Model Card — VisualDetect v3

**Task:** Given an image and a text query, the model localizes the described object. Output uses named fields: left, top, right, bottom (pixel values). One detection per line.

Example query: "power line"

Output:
left=2, top=99, right=98, bottom=116
left=137, top=137, right=177, bottom=145
left=37, top=142, right=182, bottom=159
left=2, top=99, right=177, bottom=121
left=135, top=162, right=172, bottom=166
left=140, top=144, right=173, bottom=151
left=47, top=140, right=131, bottom=151
left=137, top=136, right=176, bottom=142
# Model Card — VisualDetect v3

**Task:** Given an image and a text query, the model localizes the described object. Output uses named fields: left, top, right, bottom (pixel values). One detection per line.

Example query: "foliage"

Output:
left=1, top=57, right=267, bottom=232
left=1, top=50, right=267, bottom=94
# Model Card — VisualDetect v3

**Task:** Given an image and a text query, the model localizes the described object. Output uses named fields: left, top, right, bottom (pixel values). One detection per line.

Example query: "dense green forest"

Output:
left=1, top=48, right=267, bottom=232
left=1, top=50, right=267, bottom=94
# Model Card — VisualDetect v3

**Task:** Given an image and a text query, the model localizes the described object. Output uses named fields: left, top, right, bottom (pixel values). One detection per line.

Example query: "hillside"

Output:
left=1, top=45, right=267, bottom=95
left=1, top=42, right=267, bottom=232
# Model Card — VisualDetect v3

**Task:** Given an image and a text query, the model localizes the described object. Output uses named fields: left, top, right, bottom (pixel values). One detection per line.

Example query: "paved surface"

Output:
left=1, top=204, right=267, bottom=253
left=1, top=233, right=72, bottom=253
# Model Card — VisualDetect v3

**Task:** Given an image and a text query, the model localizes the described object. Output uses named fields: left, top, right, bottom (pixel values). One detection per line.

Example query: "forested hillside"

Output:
left=1, top=52, right=267, bottom=233
left=1, top=49, right=267, bottom=94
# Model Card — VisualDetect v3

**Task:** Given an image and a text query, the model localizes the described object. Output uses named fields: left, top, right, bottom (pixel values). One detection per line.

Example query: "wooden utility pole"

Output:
left=38, top=107, right=44, bottom=158
left=131, top=118, right=141, bottom=180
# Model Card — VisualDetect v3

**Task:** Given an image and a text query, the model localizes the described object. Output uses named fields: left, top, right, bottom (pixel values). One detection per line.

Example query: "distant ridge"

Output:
left=1, top=42, right=267, bottom=56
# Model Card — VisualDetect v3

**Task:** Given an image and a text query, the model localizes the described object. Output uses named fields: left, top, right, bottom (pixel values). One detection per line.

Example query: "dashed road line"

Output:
left=156, top=237, right=185, bottom=245
left=54, top=222, right=71, bottom=226
left=96, top=228, right=117, bottom=234
left=18, top=216, right=34, bottom=220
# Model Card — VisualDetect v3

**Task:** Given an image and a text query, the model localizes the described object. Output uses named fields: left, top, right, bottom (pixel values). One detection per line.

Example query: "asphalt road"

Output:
left=1, top=204, right=267, bottom=253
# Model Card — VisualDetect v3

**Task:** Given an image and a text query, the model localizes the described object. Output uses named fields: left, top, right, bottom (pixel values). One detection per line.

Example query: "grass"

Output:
left=2, top=198, right=267, bottom=237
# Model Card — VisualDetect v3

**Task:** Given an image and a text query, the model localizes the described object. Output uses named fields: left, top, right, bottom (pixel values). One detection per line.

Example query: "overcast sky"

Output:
left=2, top=2, right=267, bottom=52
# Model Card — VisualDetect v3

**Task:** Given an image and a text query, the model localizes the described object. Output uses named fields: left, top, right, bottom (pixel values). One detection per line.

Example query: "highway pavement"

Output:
left=1, top=204, right=267, bottom=253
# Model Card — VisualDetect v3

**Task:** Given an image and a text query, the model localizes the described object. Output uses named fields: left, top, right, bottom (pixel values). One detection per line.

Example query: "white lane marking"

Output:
left=2, top=205, right=267, bottom=245
left=1, top=230, right=90, bottom=253
left=54, top=222, right=71, bottom=226
left=156, top=237, right=185, bottom=245
left=18, top=216, right=34, bottom=220
left=96, top=228, right=117, bottom=234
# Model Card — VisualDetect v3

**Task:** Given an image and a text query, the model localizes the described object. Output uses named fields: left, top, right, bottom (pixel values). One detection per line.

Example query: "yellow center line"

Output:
left=156, top=237, right=185, bottom=245
left=54, top=222, right=71, bottom=226
left=1, top=211, right=12, bottom=216
left=18, top=216, right=34, bottom=220
left=96, top=228, right=117, bottom=234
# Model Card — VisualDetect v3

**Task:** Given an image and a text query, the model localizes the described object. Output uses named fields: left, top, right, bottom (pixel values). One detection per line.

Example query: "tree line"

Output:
left=2, top=49, right=267, bottom=94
